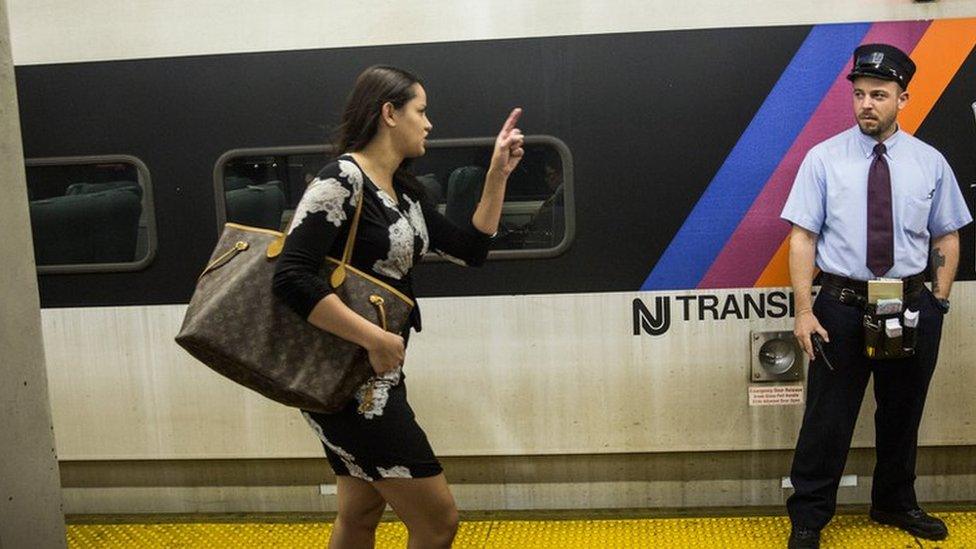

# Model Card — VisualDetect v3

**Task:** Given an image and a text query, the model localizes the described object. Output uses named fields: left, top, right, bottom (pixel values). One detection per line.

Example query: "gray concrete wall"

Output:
left=59, top=447, right=976, bottom=514
left=0, top=0, right=67, bottom=546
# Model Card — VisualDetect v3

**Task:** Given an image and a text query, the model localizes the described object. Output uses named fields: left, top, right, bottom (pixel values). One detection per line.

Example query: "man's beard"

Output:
left=857, top=113, right=895, bottom=137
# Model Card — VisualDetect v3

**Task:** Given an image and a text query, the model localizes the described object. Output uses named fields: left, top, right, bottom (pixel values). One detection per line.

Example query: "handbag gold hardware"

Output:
left=357, top=387, right=375, bottom=414
left=330, top=265, right=347, bottom=287
left=369, top=295, right=387, bottom=331
left=199, top=240, right=249, bottom=279
left=266, top=235, right=285, bottom=258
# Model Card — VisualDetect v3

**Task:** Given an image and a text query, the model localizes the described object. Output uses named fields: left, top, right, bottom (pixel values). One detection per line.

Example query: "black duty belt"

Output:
left=819, top=272, right=925, bottom=308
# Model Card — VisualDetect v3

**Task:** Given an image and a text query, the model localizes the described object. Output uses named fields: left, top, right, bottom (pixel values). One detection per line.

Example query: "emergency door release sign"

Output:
left=748, top=385, right=804, bottom=406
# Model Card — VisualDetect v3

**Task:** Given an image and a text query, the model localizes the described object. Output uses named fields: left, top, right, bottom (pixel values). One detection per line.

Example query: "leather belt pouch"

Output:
left=863, top=304, right=917, bottom=360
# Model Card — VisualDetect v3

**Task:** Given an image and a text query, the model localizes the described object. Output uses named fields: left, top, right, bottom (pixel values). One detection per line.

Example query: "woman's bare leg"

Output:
left=329, top=476, right=387, bottom=549
left=371, top=474, right=459, bottom=549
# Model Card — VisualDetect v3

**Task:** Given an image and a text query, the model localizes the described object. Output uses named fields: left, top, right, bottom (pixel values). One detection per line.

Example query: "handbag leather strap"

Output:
left=328, top=184, right=365, bottom=288
left=340, top=183, right=365, bottom=266
left=263, top=175, right=366, bottom=290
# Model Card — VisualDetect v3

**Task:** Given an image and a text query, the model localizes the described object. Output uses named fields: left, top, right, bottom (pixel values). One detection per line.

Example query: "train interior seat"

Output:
left=67, top=180, right=153, bottom=260
left=224, top=181, right=286, bottom=231
left=416, top=173, right=444, bottom=204
left=65, top=180, right=144, bottom=199
left=29, top=183, right=143, bottom=265
left=444, top=165, right=484, bottom=229
left=521, top=184, right=565, bottom=248
left=223, top=175, right=255, bottom=192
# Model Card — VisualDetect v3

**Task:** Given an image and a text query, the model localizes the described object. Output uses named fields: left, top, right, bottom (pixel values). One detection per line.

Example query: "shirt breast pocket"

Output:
left=901, top=194, right=932, bottom=235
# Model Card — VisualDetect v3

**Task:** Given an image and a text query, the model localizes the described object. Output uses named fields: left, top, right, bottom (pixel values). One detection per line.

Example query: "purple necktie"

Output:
left=867, top=143, right=893, bottom=277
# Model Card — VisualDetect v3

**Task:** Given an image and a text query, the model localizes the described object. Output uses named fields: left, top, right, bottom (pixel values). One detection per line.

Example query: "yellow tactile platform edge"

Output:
left=68, top=512, right=976, bottom=548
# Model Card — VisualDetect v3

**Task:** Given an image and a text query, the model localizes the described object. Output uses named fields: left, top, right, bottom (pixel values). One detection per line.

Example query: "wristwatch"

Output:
left=936, top=297, right=950, bottom=314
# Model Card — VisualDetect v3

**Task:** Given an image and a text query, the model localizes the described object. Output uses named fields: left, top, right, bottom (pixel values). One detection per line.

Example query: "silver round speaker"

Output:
left=758, top=338, right=796, bottom=375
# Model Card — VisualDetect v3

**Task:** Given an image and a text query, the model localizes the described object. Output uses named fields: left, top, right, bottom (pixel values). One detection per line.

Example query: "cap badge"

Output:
left=857, top=52, right=885, bottom=68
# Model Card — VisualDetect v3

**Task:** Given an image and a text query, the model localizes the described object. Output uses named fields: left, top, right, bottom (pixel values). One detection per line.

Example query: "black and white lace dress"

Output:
left=272, top=155, right=491, bottom=481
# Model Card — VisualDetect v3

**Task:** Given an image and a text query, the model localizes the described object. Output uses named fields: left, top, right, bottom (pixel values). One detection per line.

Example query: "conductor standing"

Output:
left=781, top=43, right=973, bottom=548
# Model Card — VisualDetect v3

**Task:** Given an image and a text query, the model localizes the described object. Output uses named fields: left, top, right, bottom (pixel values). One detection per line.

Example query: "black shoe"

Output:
left=787, top=527, right=820, bottom=548
left=869, top=507, right=948, bottom=540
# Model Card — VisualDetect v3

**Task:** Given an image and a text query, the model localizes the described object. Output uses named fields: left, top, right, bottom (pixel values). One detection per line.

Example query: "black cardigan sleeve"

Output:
left=272, top=164, right=359, bottom=319
left=420, top=198, right=493, bottom=266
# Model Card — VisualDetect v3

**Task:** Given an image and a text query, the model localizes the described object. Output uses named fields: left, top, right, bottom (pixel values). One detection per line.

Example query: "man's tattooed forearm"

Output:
left=931, top=246, right=946, bottom=293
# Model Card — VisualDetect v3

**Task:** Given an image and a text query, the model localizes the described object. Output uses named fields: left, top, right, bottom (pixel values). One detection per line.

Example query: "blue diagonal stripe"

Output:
left=640, top=23, right=871, bottom=291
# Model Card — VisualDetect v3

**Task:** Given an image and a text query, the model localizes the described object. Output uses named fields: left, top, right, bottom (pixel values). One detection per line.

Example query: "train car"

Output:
left=11, top=1, right=976, bottom=514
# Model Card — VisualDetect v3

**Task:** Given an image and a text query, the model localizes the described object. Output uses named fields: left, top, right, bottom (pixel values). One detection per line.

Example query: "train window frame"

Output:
left=213, top=135, right=575, bottom=260
left=24, top=155, right=158, bottom=274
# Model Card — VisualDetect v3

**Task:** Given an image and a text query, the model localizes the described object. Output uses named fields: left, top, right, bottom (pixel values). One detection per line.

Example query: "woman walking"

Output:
left=272, top=65, right=523, bottom=548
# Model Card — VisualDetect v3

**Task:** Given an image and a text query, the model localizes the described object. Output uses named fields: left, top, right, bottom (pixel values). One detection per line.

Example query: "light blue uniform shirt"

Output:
left=782, top=125, right=972, bottom=280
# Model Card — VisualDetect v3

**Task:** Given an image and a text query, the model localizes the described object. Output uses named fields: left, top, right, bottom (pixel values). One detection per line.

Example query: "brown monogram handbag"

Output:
left=175, top=187, right=414, bottom=413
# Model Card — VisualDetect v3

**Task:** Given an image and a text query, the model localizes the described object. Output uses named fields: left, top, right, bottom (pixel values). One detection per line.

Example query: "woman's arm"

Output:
left=272, top=166, right=403, bottom=374
left=305, top=295, right=404, bottom=374
left=421, top=199, right=493, bottom=266
left=471, top=108, right=525, bottom=235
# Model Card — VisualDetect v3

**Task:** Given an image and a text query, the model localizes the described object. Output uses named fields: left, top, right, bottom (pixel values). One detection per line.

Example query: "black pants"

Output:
left=787, top=288, right=945, bottom=530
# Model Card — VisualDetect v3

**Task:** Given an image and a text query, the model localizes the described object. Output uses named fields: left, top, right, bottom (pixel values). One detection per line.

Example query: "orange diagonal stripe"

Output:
left=900, top=17, right=976, bottom=134
left=755, top=235, right=792, bottom=287
left=754, top=17, right=976, bottom=287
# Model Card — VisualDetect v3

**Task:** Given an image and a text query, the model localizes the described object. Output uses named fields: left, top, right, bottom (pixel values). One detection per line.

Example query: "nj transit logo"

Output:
left=633, top=291, right=796, bottom=336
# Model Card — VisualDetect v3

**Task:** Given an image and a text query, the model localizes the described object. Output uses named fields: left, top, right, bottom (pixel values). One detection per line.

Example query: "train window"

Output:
left=24, top=156, right=157, bottom=274
left=216, top=150, right=325, bottom=233
left=214, top=136, right=574, bottom=260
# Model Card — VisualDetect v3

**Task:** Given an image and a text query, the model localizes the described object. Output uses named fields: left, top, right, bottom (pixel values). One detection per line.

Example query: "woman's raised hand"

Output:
left=489, top=108, right=525, bottom=177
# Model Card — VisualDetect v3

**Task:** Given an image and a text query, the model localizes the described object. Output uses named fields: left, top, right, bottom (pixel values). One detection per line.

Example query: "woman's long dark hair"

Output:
left=333, top=65, right=426, bottom=199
